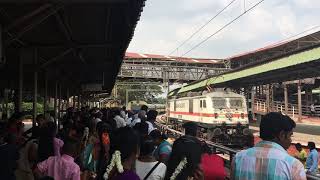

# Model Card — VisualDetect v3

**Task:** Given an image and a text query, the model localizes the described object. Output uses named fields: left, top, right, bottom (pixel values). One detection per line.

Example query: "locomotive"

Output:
left=168, top=89, right=251, bottom=147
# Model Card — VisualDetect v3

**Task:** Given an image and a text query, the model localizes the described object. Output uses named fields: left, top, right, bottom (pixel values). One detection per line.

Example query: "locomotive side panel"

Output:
left=170, top=99, right=197, bottom=122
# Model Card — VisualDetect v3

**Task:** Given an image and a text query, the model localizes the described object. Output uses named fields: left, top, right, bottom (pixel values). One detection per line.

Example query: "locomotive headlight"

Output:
left=225, top=113, right=233, bottom=119
left=241, top=113, right=245, bottom=119
left=214, top=113, right=218, bottom=119
left=213, top=128, right=222, bottom=136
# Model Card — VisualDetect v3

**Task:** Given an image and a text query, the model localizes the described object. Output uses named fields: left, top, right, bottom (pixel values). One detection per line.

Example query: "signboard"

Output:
left=81, top=84, right=103, bottom=92
left=285, top=78, right=315, bottom=85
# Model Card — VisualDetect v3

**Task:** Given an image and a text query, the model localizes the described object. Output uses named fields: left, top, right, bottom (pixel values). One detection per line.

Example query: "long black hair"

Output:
left=110, top=127, right=140, bottom=162
left=96, top=122, right=112, bottom=180
left=164, top=136, right=203, bottom=180
left=107, top=127, right=140, bottom=179
left=38, top=122, right=56, bottom=162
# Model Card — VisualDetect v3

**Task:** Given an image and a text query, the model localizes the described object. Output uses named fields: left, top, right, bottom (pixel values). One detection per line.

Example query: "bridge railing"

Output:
left=155, top=122, right=320, bottom=180
left=254, top=99, right=311, bottom=117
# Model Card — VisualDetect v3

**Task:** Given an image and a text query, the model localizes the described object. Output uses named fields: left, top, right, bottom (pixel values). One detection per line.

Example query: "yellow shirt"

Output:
left=296, top=149, right=307, bottom=162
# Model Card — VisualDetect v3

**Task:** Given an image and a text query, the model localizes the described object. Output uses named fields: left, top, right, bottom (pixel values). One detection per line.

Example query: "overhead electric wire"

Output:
left=278, top=25, right=320, bottom=43
left=180, top=0, right=265, bottom=57
left=168, top=0, right=238, bottom=56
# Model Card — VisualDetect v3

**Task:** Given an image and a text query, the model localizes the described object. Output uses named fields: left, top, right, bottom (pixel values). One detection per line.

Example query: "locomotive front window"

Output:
left=229, top=98, right=243, bottom=109
left=212, top=98, right=226, bottom=109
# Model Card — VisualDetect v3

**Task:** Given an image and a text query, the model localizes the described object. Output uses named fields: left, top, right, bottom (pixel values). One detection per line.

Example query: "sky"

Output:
left=127, top=0, right=320, bottom=59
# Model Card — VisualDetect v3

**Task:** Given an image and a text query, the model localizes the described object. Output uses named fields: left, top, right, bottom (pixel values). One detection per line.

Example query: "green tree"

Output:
left=116, top=84, right=164, bottom=105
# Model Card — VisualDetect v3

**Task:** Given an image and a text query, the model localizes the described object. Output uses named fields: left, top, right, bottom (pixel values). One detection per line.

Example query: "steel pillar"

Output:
left=66, top=88, right=69, bottom=108
left=250, top=86, right=256, bottom=120
left=73, top=95, right=76, bottom=108
left=54, top=82, right=58, bottom=123
left=58, top=84, right=61, bottom=128
left=4, top=89, right=8, bottom=120
left=284, top=84, right=288, bottom=114
left=77, top=94, right=81, bottom=110
left=18, top=51, right=23, bottom=112
left=32, top=48, right=38, bottom=128
left=305, top=88, right=313, bottom=106
left=298, top=81, right=302, bottom=122
left=44, top=76, right=48, bottom=116
left=266, top=84, right=270, bottom=113
left=58, top=84, right=61, bottom=118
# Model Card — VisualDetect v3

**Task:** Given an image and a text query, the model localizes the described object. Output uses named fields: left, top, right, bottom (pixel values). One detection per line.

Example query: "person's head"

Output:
left=111, top=127, right=140, bottom=166
left=38, top=121, right=57, bottom=161
left=46, top=121, right=57, bottom=137
left=147, top=110, right=158, bottom=122
left=260, top=112, right=296, bottom=150
left=140, top=137, right=156, bottom=156
left=141, top=105, right=148, bottom=112
left=122, top=106, right=126, bottom=111
left=165, top=136, right=203, bottom=180
left=8, top=112, right=24, bottom=126
left=295, top=143, right=303, bottom=152
left=112, top=108, right=121, bottom=117
left=94, top=111, right=103, bottom=119
left=182, top=122, right=198, bottom=137
left=0, top=122, right=7, bottom=144
left=10, top=112, right=25, bottom=121
left=66, top=107, right=75, bottom=118
left=133, top=122, right=149, bottom=137
left=127, top=111, right=134, bottom=119
left=138, top=110, right=146, bottom=121
left=308, top=142, right=316, bottom=150
left=149, top=129, right=167, bottom=146
left=16, top=121, right=24, bottom=135
left=36, top=114, right=45, bottom=126
left=62, top=138, right=80, bottom=158
left=97, top=122, right=111, bottom=145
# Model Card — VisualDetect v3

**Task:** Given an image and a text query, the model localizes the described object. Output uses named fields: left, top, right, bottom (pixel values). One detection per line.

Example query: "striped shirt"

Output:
left=232, top=141, right=306, bottom=180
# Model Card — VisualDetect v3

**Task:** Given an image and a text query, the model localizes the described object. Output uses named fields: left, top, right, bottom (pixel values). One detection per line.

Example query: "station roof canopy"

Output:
left=229, top=30, right=320, bottom=67
left=0, top=0, right=146, bottom=97
left=125, top=52, right=224, bottom=64
left=173, top=45, right=320, bottom=95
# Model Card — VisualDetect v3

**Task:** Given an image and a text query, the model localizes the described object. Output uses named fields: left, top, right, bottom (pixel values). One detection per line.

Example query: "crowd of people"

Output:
left=0, top=105, right=227, bottom=180
left=0, top=105, right=319, bottom=180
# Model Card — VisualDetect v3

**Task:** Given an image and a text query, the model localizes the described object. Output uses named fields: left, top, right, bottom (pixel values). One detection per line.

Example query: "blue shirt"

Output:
left=306, top=149, right=319, bottom=173
left=153, top=140, right=172, bottom=160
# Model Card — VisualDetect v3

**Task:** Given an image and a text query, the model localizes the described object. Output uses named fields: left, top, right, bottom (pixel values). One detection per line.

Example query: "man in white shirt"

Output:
left=113, top=109, right=126, bottom=128
left=120, top=106, right=128, bottom=121
left=146, top=110, right=158, bottom=134
left=93, top=111, right=102, bottom=129
left=130, top=110, right=146, bottom=127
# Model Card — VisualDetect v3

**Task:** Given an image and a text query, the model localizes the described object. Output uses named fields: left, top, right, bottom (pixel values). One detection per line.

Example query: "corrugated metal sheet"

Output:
left=125, top=52, right=223, bottom=64
left=177, top=46, right=320, bottom=94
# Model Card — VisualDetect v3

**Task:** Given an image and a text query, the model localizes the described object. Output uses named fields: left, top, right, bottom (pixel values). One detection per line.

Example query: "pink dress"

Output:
left=37, top=154, right=80, bottom=180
